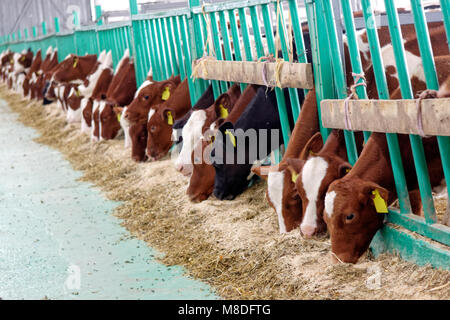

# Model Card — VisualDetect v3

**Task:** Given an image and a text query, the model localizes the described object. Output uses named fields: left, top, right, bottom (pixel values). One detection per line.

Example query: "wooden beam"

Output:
left=320, top=98, right=450, bottom=136
left=191, top=59, right=314, bottom=89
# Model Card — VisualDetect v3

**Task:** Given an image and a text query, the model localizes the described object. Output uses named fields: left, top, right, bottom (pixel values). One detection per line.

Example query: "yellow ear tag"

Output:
left=372, top=189, right=388, bottom=213
left=20, top=56, right=25, bottom=62
left=75, top=89, right=81, bottom=97
left=167, top=111, right=174, bottom=125
left=117, top=113, right=122, bottom=123
left=219, top=104, right=229, bottom=119
left=161, top=87, right=170, bottom=101
left=73, top=58, right=78, bottom=68
left=225, top=130, right=236, bottom=147
left=291, top=171, right=298, bottom=183
left=346, top=168, right=350, bottom=173
left=10, top=59, right=13, bottom=64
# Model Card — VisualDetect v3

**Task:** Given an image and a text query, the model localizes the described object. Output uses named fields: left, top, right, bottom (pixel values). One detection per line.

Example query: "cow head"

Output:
left=324, top=178, right=388, bottom=264
left=130, top=120, right=148, bottom=162
left=187, top=137, right=216, bottom=202
left=211, top=122, right=253, bottom=201
left=175, top=90, right=237, bottom=176
left=81, top=98, right=94, bottom=133
left=99, top=101, right=123, bottom=140
left=283, top=132, right=351, bottom=237
left=146, top=107, right=176, bottom=160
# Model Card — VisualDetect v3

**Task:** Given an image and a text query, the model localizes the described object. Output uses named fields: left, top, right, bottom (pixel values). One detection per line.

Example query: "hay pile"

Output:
left=1, top=84, right=449, bottom=300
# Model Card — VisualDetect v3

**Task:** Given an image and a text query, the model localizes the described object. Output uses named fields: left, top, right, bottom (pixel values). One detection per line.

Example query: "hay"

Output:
left=1, top=84, right=449, bottom=300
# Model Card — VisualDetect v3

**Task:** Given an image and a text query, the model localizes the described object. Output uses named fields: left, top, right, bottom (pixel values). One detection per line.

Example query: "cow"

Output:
left=146, top=79, right=192, bottom=160
left=187, top=84, right=260, bottom=202
left=175, top=83, right=241, bottom=176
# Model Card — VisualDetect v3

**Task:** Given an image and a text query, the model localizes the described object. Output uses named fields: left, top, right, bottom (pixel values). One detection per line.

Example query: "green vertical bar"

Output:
left=237, top=8, right=253, bottom=61
left=384, top=0, right=436, bottom=223
left=180, top=13, right=199, bottom=104
left=410, top=0, right=449, bottom=223
left=33, top=26, right=38, bottom=38
left=73, top=10, right=80, bottom=28
left=304, top=0, right=332, bottom=141
left=155, top=19, right=169, bottom=78
left=272, top=3, right=301, bottom=122
left=24, top=28, right=29, bottom=40
left=260, top=3, right=291, bottom=147
left=159, top=18, right=174, bottom=76
left=209, top=11, right=228, bottom=92
left=340, top=0, right=371, bottom=142
left=148, top=19, right=161, bottom=80
left=218, top=10, right=236, bottom=88
left=166, top=18, right=180, bottom=77
left=248, top=6, right=265, bottom=57
left=139, top=20, right=151, bottom=80
left=228, top=9, right=246, bottom=92
left=96, top=5, right=103, bottom=26
left=171, top=16, right=186, bottom=80
left=322, top=0, right=358, bottom=165
left=360, top=0, right=412, bottom=215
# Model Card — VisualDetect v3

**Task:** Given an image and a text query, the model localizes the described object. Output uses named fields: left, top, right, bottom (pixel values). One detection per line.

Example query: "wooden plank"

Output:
left=321, top=98, right=450, bottom=136
left=191, top=59, right=314, bottom=89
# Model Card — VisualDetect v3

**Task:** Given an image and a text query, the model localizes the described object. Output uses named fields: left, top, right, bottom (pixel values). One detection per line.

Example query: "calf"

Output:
left=212, top=86, right=304, bottom=200
left=187, top=84, right=259, bottom=202
left=175, top=83, right=241, bottom=176
left=146, top=79, right=192, bottom=160
left=52, top=54, right=98, bottom=84
left=23, top=49, right=42, bottom=99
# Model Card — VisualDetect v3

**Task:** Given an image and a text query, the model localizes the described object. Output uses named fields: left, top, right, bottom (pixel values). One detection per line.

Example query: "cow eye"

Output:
left=346, top=213, right=355, bottom=221
left=151, top=126, right=156, bottom=132
left=144, top=95, right=149, bottom=100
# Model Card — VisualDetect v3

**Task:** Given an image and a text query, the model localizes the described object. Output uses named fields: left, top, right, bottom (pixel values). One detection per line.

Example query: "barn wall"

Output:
left=0, top=0, right=93, bottom=38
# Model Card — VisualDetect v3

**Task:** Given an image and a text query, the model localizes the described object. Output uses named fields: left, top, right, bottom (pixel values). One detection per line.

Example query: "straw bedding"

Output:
left=1, top=84, right=448, bottom=300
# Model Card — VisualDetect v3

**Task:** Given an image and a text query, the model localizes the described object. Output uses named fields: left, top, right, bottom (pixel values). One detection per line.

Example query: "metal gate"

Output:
left=0, top=0, right=449, bottom=269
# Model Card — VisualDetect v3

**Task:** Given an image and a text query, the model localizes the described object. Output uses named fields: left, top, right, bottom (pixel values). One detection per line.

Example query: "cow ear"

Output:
left=358, top=181, right=389, bottom=213
left=299, top=132, right=323, bottom=160
left=285, top=158, right=306, bottom=184
left=251, top=166, right=272, bottom=181
left=214, top=93, right=232, bottom=119
left=338, top=162, right=352, bottom=178
left=162, top=108, right=175, bottom=125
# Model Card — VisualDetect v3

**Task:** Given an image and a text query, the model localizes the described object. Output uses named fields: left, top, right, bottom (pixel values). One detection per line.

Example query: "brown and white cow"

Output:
left=146, top=79, right=192, bottom=161
left=22, top=49, right=42, bottom=99
left=187, top=84, right=259, bottom=202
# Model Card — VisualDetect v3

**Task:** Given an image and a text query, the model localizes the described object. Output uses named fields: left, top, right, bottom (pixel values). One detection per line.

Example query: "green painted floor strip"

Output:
left=0, top=99, right=216, bottom=300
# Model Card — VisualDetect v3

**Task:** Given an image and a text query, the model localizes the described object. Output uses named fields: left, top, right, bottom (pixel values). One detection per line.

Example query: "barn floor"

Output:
left=0, top=95, right=215, bottom=300
left=0, top=84, right=449, bottom=300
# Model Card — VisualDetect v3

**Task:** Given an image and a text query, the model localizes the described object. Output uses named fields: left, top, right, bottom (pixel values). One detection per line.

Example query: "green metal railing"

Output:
left=0, top=0, right=448, bottom=269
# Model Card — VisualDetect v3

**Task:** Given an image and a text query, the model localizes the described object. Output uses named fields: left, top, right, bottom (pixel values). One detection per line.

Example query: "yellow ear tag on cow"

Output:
left=161, top=87, right=170, bottom=101
left=225, top=130, right=236, bottom=147
left=291, top=171, right=298, bottom=183
left=117, top=113, right=122, bottom=123
left=10, top=59, right=13, bottom=64
left=20, top=56, right=25, bottom=62
left=73, top=58, right=78, bottom=68
left=346, top=168, right=350, bottom=173
left=219, top=104, right=228, bottom=119
left=167, top=111, right=174, bottom=125
left=372, top=189, right=388, bottom=213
